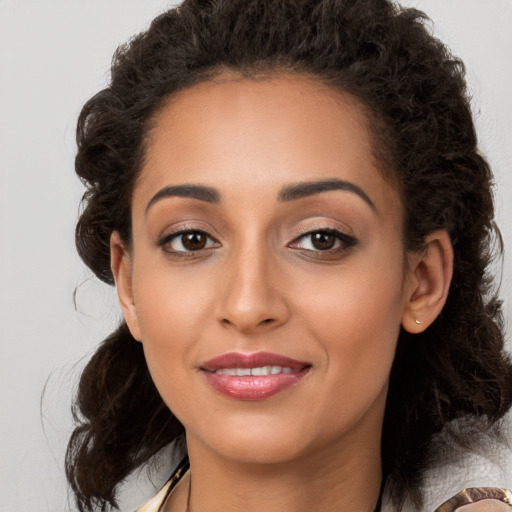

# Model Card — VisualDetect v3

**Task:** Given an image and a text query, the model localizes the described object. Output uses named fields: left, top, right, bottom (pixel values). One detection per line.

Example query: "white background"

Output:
left=0, top=1, right=511, bottom=511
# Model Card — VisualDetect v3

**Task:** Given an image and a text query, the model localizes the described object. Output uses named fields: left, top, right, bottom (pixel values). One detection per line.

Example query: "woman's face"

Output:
left=116, top=74, right=418, bottom=465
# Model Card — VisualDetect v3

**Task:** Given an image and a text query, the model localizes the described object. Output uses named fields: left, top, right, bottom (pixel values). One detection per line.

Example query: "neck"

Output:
left=184, top=424, right=383, bottom=512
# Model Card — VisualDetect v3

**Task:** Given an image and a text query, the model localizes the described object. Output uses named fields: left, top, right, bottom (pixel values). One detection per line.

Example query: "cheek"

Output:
left=130, top=262, right=212, bottom=401
left=294, top=258, right=404, bottom=384
left=133, top=256, right=214, bottom=336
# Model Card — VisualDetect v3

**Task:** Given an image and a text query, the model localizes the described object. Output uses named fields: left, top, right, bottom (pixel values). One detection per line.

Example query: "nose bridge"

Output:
left=217, top=236, right=288, bottom=332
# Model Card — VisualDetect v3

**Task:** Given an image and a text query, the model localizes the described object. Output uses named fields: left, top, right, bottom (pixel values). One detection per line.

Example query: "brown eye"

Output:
left=311, top=232, right=336, bottom=250
left=289, top=228, right=357, bottom=255
left=159, top=230, right=220, bottom=254
left=181, top=232, right=207, bottom=250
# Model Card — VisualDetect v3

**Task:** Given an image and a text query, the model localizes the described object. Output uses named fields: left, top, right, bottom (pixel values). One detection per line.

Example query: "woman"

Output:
left=66, top=0, right=512, bottom=510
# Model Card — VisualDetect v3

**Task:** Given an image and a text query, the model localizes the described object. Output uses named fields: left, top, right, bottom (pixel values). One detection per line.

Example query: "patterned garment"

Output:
left=434, top=488, right=512, bottom=512
left=135, top=459, right=512, bottom=512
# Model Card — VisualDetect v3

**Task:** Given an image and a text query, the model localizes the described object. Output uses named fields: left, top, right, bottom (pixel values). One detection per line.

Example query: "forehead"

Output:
left=157, top=73, right=367, bottom=125
left=135, top=73, right=401, bottom=221
left=145, top=73, right=372, bottom=162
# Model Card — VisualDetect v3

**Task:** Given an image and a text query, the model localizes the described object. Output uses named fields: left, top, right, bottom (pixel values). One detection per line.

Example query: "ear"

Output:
left=110, top=231, right=142, bottom=341
left=402, top=230, right=453, bottom=334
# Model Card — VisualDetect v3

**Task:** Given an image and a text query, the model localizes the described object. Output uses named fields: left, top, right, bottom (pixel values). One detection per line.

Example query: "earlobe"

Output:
left=402, top=230, right=453, bottom=334
left=110, top=231, right=142, bottom=341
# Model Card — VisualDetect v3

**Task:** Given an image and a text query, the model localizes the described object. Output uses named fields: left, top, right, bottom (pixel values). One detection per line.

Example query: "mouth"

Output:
left=213, top=366, right=300, bottom=376
left=200, top=352, right=311, bottom=401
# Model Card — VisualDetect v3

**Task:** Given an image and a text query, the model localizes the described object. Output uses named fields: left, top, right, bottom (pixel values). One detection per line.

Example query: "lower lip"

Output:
left=202, top=369, right=310, bottom=400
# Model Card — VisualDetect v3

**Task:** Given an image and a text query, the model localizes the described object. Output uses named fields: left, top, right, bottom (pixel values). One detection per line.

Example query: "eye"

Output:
left=290, top=229, right=357, bottom=253
left=158, top=230, right=220, bottom=254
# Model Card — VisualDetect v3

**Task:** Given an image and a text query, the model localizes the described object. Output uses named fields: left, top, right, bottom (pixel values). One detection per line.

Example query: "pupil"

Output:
left=183, top=232, right=206, bottom=250
left=312, top=232, right=335, bottom=250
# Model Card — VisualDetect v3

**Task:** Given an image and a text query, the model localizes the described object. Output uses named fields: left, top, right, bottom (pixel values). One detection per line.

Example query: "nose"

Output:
left=215, top=245, right=291, bottom=334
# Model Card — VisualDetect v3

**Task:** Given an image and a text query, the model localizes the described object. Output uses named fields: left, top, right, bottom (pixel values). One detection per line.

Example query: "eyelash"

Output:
left=157, top=227, right=357, bottom=259
left=157, top=229, right=220, bottom=259
left=289, top=228, right=358, bottom=256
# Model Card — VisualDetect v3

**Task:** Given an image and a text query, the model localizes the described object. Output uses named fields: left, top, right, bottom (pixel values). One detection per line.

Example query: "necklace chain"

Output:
left=185, top=473, right=191, bottom=512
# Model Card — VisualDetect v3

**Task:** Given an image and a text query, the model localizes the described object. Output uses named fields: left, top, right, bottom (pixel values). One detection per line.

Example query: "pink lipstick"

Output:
left=200, top=352, right=311, bottom=400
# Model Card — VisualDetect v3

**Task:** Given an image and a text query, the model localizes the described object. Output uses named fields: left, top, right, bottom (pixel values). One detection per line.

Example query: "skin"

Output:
left=111, top=74, right=453, bottom=512
left=458, top=502, right=512, bottom=512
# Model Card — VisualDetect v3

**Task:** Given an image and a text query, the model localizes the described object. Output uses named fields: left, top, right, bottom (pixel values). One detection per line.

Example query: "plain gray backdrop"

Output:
left=1, top=1, right=511, bottom=510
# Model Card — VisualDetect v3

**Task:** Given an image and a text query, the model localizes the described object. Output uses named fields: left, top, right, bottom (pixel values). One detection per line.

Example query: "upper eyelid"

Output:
left=158, top=229, right=219, bottom=244
left=291, top=228, right=357, bottom=244
left=290, top=223, right=355, bottom=240
left=159, top=226, right=353, bottom=241
left=155, top=221, right=357, bottom=247
left=157, top=223, right=220, bottom=243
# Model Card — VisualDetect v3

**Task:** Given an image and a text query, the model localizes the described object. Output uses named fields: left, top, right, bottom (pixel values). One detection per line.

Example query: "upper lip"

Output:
left=200, top=351, right=310, bottom=372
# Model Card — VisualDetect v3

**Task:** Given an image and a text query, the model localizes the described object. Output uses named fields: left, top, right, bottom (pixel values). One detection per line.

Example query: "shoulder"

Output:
left=434, top=488, right=512, bottom=512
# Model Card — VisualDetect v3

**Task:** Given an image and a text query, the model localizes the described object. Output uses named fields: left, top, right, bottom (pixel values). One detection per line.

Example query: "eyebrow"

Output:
left=146, top=184, right=220, bottom=213
left=145, top=178, right=376, bottom=213
left=278, top=178, right=376, bottom=211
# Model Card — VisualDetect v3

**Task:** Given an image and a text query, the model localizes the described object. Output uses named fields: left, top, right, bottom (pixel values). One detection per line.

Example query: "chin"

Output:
left=184, top=414, right=315, bottom=465
left=186, top=410, right=349, bottom=468
left=216, top=436, right=311, bottom=466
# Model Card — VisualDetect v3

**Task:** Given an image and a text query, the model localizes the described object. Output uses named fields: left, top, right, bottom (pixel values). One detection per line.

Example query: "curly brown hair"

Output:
left=66, top=0, right=512, bottom=510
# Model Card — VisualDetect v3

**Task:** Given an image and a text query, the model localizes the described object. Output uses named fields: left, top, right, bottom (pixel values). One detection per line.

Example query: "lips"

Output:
left=200, top=352, right=311, bottom=400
